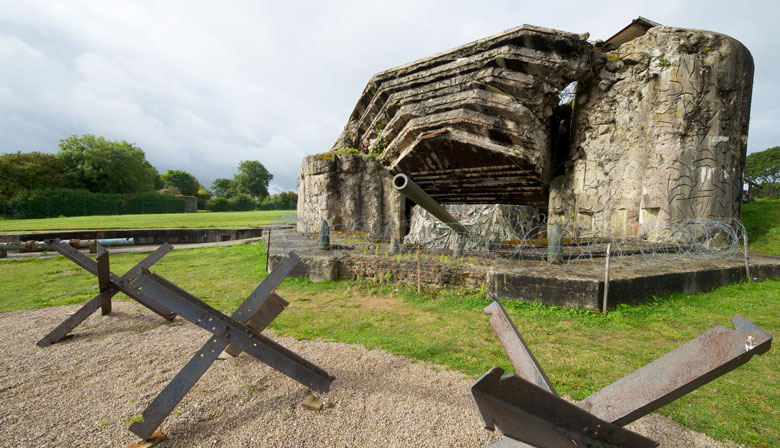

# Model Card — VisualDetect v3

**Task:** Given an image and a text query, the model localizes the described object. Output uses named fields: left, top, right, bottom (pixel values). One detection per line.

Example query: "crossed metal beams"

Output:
left=37, top=239, right=334, bottom=441
left=37, top=240, right=175, bottom=347
left=472, top=300, right=773, bottom=448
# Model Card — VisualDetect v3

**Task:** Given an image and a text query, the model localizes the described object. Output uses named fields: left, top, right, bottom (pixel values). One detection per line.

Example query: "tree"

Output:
left=160, top=169, right=200, bottom=196
left=57, top=134, right=158, bottom=194
left=210, top=178, right=235, bottom=198
left=745, top=146, right=780, bottom=199
left=234, top=160, right=273, bottom=199
left=0, top=152, right=67, bottom=200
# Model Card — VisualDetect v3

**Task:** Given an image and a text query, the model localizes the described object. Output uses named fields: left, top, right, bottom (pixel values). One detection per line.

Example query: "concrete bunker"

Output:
left=293, top=19, right=765, bottom=308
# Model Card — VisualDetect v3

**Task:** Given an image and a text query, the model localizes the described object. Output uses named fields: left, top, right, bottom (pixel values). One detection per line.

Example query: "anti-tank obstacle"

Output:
left=473, top=300, right=773, bottom=448
left=37, top=240, right=334, bottom=442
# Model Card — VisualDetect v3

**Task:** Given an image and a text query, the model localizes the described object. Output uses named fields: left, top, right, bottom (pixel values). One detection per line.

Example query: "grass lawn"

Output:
left=2, top=199, right=779, bottom=445
left=2, top=241, right=778, bottom=446
left=0, top=209, right=296, bottom=233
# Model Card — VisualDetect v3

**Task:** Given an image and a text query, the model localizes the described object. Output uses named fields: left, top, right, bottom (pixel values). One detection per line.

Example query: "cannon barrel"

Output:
left=392, top=173, right=466, bottom=234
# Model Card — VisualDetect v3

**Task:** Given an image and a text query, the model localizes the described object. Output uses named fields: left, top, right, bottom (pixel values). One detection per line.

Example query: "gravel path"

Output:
left=0, top=302, right=734, bottom=447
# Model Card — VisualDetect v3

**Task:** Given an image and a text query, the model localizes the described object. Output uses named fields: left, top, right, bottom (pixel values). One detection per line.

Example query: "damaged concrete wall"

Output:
left=297, top=153, right=403, bottom=237
left=549, top=27, right=754, bottom=238
left=298, top=23, right=754, bottom=241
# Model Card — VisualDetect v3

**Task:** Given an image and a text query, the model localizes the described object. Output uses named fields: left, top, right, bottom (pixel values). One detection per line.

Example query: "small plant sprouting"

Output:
left=244, top=383, right=263, bottom=395
left=374, top=246, right=380, bottom=256
left=396, top=254, right=403, bottom=264
left=385, top=272, right=394, bottom=283
left=439, top=254, right=449, bottom=264
left=129, top=415, right=144, bottom=424
left=657, top=54, right=671, bottom=67
left=282, top=409, right=293, bottom=419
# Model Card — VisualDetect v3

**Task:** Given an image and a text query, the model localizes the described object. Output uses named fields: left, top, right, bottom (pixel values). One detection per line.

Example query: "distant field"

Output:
left=0, top=210, right=296, bottom=233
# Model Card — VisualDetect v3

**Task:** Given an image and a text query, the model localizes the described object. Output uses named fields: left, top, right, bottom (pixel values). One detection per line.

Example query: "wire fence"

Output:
left=293, top=213, right=748, bottom=276
left=1, top=199, right=187, bottom=220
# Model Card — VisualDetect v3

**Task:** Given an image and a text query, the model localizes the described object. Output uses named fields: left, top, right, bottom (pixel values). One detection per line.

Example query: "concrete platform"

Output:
left=268, top=230, right=780, bottom=310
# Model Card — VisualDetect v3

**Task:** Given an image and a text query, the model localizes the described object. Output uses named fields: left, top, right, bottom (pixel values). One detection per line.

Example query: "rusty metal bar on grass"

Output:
left=471, top=367, right=658, bottom=448
left=577, top=315, right=772, bottom=426
left=476, top=299, right=773, bottom=447
left=129, top=252, right=334, bottom=440
left=483, top=300, right=555, bottom=395
left=37, top=243, right=173, bottom=347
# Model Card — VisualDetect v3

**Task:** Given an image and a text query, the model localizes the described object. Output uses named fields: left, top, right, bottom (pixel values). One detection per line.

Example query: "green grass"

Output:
left=2, top=242, right=778, bottom=446
left=2, top=199, right=780, bottom=445
left=742, top=199, right=780, bottom=256
left=0, top=209, right=296, bottom=233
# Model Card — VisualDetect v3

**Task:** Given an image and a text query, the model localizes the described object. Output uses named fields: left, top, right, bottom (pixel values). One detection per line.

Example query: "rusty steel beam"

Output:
left=96, top=245, right=112, bottom=315
left=46, top=239, right=176, bottom=320
left=483, top=300, right=555, bottom=395
left=476, top=304, right=773, bottom=447
left=471, top=367, right=658, bottom=448
left=224, top=292, right=288, bottom=357
left=128, top=254, right=300, bottom=440
left=37, top=243, right=173, bottom=347
left=132, top=268, right=334, bottom=392
left=577, top=315, right=772, bottom=426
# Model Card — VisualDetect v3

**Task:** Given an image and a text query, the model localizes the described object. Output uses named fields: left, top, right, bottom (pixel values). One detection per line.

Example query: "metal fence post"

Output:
left=83, top=199, right=86, bottom=216
left=47, top=199, right=50, bottom=218
left=142, top=200, right=145, bottom=214
left=115, top=201, right=118, bottom=215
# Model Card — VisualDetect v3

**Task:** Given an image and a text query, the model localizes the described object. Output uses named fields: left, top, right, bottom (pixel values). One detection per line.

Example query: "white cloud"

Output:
left=1, top=0, right=778, bottom=193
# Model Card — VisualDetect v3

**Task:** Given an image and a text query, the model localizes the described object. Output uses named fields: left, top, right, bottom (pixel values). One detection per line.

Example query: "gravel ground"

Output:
left=0, top=302, right=735, bottom=448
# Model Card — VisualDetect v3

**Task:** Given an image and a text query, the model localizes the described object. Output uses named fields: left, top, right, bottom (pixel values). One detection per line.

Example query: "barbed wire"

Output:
left=289, top=213, right=746, bottom=276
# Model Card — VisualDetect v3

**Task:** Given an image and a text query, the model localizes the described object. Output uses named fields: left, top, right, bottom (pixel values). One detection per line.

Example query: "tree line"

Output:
left=745, top=146, right=780, bottom=200
left=0, top=134, right=297, bottom=211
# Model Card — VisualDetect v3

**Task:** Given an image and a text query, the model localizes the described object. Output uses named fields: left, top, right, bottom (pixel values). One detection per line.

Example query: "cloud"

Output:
left=1, top=0, right=778, bottom=194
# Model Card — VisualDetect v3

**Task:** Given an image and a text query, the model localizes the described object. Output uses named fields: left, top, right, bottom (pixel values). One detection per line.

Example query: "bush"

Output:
left=227, top=194, right=256, bottom=211
left=6, top=188, right=186, bottom=218
left=206, top=197, right=230, bottom=212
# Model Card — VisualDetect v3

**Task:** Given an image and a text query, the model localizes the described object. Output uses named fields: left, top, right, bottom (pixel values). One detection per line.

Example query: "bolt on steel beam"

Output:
left=577, top=315, right=772, bottom=426
left=475, top=299, right=773, bottom=447
left=130, top=266, right=334, bottom=393
left=129, top=253, right=301, bottom=440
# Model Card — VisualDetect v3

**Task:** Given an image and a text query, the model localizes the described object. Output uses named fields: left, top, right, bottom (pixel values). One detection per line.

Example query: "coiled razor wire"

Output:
left=289, top=213, right=747, bottom=276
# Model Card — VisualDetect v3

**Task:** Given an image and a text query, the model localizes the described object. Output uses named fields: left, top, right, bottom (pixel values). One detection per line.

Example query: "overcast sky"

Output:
left=1, top=1, right=777, bottom=193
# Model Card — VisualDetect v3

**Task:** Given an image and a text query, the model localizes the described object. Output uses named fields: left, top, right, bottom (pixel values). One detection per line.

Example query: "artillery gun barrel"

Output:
left=392, top=173, right=466, bottom=233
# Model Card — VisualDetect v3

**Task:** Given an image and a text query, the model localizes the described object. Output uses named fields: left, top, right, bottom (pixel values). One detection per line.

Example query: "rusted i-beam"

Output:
left=129, top=253, right=304, bottom=440
left=475, top=299, right=773, bottom=448
left=577, top=315, right=772, bottom=425
left=37, top=241, right=174, bottom=347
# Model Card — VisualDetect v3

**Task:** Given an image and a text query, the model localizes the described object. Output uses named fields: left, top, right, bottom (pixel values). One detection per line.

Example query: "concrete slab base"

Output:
left=269, top=230, right=780, bottom=310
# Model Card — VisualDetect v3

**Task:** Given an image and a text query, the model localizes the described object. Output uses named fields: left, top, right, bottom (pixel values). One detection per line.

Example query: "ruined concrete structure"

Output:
left=298, top=21, right=754, bottom=240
